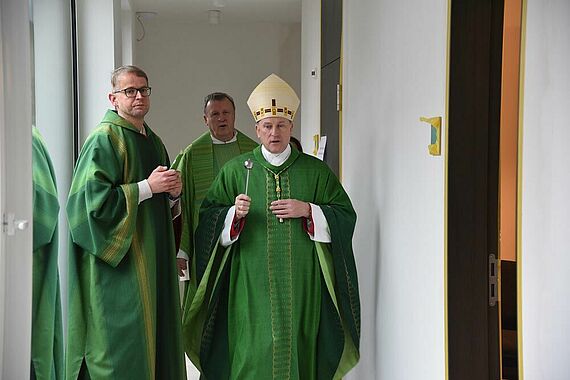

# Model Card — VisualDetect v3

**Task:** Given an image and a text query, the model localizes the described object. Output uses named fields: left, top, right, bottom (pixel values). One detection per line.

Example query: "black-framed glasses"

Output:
left=113, top=87, right=152, bottom=98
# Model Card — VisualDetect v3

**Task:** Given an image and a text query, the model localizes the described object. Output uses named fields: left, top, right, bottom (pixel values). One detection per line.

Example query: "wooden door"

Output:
left=447, top=0, right=504, bottom=378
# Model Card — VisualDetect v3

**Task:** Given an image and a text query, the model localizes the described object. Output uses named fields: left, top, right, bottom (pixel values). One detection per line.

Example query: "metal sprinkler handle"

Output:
left=244, top=159, right=253, bottom=195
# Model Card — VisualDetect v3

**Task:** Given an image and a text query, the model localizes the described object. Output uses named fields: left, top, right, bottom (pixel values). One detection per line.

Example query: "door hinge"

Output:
left=489, top=253, right=498, bottom=306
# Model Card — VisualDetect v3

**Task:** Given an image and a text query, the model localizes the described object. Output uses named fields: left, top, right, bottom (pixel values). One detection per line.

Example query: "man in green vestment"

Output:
left=32, top=126, right=64, bottom=379
left=66, top=65, right=186, bottom=379
left=183, top=74, right=360, bottom=379
left=172, top=92, right=257, bottom=297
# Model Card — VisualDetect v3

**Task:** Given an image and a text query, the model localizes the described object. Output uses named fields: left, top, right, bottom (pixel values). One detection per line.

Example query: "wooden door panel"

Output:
left=320, top=59, right=340, bottom=177
left=448, top=0, right=503, bottom=378
left=321, top=0, right=342, bottom=177
left=321, top=0, right=342, bottom=67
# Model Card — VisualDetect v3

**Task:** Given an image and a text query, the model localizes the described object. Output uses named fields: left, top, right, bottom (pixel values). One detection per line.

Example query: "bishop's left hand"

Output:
left=270, top=199, right=311, bottom=219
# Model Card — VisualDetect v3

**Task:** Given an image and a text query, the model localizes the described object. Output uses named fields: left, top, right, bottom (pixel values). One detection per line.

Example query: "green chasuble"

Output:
left=172, top=131, right=257, bottom=296
left=66, top=110, right=186, bottom=380
left=32, top=126, right=64, bottom=380
left=183, top=146, right=361, bottom=380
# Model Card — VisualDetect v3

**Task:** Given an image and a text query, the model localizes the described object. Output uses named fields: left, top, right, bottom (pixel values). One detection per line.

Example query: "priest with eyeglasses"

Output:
left=66, top=65, right=186, bottom=379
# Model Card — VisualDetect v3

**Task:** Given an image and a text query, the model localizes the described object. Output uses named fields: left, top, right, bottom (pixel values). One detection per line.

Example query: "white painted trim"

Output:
left=0, top=2, right=7, bottom=373
left=0, top=0, right=34, bottom=378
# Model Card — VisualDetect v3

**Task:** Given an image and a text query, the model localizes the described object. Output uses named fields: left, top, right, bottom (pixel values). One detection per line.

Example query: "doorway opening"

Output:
left=498, top=0, right=523, bottom=378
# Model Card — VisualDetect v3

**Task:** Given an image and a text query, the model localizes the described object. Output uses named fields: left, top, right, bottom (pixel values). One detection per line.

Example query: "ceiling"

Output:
left=129, top=0, right=301, bottom=24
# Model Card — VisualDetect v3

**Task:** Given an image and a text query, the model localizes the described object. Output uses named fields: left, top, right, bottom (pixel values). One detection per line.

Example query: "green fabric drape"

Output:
left=183, top=146, right=360, bottom=379
left=66, top=110, right=186, bottom=380
left=32, top=126, right=64, bottom=380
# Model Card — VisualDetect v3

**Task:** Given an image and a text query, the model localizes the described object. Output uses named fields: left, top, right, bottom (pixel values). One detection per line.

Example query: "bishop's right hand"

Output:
left=235, top=194, right=251, bottom=219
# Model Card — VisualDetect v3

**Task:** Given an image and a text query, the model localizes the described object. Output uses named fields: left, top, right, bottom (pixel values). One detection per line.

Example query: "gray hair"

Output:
left=111, top=65, right=148, bottom=89
left=203, top=92, right=236, bottom=113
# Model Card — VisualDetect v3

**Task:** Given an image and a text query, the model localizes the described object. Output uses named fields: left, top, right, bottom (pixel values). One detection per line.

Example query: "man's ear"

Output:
left=203, top=115, right=208, bottom=125
left=108, top=93, right=117, bottom=107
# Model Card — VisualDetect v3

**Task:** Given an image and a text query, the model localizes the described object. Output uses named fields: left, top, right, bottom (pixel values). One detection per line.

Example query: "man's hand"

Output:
left=176, top=258, right=188, bottom=277
left=168, top=173, right=182, bottom=198
left=147, top=166, right=181, bottom=195
left=235, top=194, right=251, bottom=220
left=270, top=199, right=310, bottom=219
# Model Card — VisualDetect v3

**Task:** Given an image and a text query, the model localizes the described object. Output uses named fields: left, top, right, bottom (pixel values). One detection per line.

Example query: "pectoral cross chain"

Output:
left=274, top=174, right=283, bottom=223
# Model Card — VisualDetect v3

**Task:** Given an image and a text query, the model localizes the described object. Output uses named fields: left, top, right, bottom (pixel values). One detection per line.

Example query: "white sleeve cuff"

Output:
left=309, top=204, right=331, bottom=243
left=220, top=206, right=239, bottom=247
left=177, top=249, right=189, bottom=260
left=137, top=180, right=153, bottom=204
left=170, top=198, right=181, bottom=219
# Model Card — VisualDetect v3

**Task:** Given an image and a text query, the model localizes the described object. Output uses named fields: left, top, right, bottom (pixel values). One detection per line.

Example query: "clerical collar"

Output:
left=210, top=132, right=237, bottom=145
left=261, top=144, right=291, bottom=166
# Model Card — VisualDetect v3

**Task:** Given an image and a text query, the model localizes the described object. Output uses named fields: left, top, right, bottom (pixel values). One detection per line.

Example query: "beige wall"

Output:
left=500, top=0, right=522, bottom=261
left=500, top=0, right=522, bottom=262
left=135, top=19, right=301, bottom=157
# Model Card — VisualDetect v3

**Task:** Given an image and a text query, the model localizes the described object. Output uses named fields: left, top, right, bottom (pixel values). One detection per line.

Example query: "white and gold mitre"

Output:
left=247, top=73, right=300, bottom=122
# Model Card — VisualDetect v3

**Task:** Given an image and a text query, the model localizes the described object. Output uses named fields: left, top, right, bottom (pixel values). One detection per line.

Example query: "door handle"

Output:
left=2, top=213, right=29, bottom=236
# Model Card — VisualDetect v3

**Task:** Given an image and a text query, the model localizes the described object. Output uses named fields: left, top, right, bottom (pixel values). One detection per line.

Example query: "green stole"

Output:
left=31, top=126, right=64, bottom=379
left=172, top=131, right=257, bottom=297
left=183, top=146, right=360, bottom=379
left=66, top=110, right=186, bottom=380
left=181, top=131, right=257, bottom=226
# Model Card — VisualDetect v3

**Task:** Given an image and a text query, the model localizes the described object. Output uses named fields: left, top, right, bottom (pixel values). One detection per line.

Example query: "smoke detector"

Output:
left=208, top=9, right=221, bottom=25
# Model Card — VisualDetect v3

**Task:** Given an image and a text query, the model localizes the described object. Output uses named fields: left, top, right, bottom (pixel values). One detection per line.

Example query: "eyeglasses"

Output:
left=113, top=87, right=152, bottom=98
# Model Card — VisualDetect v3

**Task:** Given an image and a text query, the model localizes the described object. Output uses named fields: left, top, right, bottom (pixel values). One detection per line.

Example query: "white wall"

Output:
left=77, top=0, right=133, bottom=141
left=77, top=0, right=116, bottom=141
left=342, top=1, right=448, bottom=379
left=300, top=0, right=321, bottom=155
left=521, top=1, right=570, bottom=379
left=278, top=23, right=302, bottom=137
left=134, top=19, right=301, bottom=157
left=121, top=0, right=134, bottom=65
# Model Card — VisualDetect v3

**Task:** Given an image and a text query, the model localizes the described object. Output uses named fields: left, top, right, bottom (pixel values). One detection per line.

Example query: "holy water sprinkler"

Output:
left=244, top=159, right=253, bottom=195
